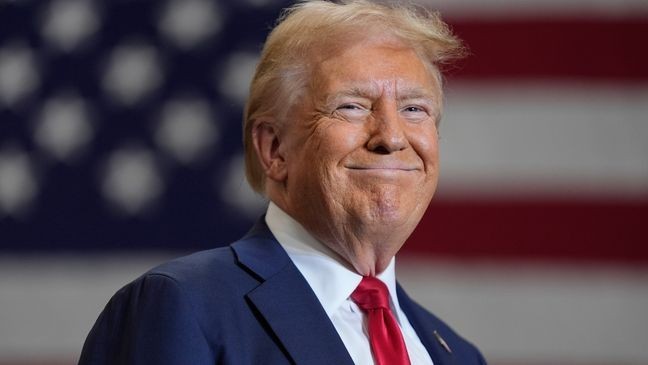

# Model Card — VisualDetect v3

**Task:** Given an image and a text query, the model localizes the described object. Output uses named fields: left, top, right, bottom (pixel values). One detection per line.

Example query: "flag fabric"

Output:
left=0, top=0, right=646, bottom=364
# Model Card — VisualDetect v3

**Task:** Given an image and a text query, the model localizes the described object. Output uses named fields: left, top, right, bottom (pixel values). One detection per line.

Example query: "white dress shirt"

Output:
left=265, top=202, right=434, bottom=365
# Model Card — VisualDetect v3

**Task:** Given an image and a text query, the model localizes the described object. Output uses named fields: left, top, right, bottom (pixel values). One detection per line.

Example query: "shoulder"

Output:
left=80, top=245, right=261, bottom=362
left=106, top=220, right=282, bottom=321
left=399, top=287, right=488, bottom=364
left=147, top=246, right=242, bottom=287
left=140, top=218, right=278, bottom=294
left=79, top=248, right=240, bottom=364
left=121, top=244, right=259, bottom=309
left=105, top=246, right=246, bottom=316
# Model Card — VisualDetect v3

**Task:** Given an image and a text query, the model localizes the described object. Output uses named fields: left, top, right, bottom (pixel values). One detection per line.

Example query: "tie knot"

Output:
left=351, top=276, right=391, bottom=310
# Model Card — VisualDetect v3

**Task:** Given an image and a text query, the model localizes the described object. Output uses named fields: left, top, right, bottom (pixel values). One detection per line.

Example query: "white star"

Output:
left=219, top=154, right=267, bottom=218
left=102, top=43, right=163, bottom=106
left=34, top=95, right=93, bottom=162
left=155, top=98, right=218, bottom=164
left=0, top=148, right=38, bottom=217
left=41, top=0, right=100, bottom=52
left=158, top=0, right=222, bottom=49
left=101, top=146, right=163, bottom=215
left=217, top=51, right=259, bottom=106
left=0, top=44, right=39, bottom=107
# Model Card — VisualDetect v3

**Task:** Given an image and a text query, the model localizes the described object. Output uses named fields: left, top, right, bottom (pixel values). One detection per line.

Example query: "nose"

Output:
left=366, top=106, right=408, bottom=154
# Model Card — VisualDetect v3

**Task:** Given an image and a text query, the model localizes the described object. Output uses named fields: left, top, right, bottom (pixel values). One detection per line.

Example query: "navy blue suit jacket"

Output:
left=79, top=219, right=486, bottom=365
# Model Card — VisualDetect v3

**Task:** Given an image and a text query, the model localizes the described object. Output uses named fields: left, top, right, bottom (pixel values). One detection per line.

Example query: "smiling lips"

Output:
left=346, top=164, right=419, bottom=171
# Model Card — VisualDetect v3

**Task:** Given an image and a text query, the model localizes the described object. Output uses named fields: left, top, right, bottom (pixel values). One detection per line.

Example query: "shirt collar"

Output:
left=265, top=202, right=402, bottom=319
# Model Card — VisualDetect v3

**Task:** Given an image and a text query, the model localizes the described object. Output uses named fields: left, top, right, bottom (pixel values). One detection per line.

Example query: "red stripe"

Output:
left=445, top=18, right=648, bottom=81
left=404, top=199, right=648, bottom=263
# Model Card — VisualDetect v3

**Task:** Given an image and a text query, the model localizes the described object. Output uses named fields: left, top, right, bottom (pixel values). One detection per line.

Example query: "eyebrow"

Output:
left=325, top=85, right=437, bottom=107
left=326, top=87, right=375, bottom=104
left=398, top=87, right=438, bottom=100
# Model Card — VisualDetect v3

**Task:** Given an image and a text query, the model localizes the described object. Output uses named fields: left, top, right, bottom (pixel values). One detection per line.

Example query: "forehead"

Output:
left=310, top=38, right=440, bottom=97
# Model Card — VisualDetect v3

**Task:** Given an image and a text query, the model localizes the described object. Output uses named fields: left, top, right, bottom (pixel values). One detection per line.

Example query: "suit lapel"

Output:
left=397, top=284, right=457, bottom=365
left=232, top=219, right=355, bottom=365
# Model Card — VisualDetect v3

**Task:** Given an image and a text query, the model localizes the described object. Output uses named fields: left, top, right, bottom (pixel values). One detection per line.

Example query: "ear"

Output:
left=251, top=118, right=288, bottom=183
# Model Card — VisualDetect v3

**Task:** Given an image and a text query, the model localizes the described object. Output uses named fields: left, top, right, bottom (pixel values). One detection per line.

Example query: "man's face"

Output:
left=275, top=39, right=441, bottom=269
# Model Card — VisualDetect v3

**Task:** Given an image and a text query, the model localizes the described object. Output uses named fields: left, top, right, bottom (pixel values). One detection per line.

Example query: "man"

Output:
left=79, top=1, right=486, bottom=364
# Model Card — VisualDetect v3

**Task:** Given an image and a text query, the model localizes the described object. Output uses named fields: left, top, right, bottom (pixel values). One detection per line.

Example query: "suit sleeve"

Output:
left=78, top=274, right=214, bottom=365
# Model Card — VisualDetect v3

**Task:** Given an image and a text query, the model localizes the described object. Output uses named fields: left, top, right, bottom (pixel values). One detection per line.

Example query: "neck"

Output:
left=322, top=228, right=404, bottom=276
left=267, top=189, right=407, bottom=277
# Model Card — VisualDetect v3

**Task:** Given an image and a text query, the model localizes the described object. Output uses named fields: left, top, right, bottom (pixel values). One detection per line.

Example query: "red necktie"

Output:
left=351, top=276, right=411, bottom=365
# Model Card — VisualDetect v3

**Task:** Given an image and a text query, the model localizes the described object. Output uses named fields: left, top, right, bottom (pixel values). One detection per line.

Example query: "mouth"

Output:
left=346, top=165, right=419, bottom=172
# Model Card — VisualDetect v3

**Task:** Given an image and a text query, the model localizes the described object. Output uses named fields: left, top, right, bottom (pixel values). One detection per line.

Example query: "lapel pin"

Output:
left=433, top=330, right=452, bottom=354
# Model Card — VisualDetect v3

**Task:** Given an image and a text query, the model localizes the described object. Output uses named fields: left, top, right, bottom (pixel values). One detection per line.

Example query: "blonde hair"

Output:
left=243, top=0, right=465, bottom=193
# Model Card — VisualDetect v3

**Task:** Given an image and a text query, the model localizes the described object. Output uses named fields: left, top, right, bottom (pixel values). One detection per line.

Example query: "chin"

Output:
left=363, top=186, right=412, bottom=217
left=363, top=198, right=412, bottom=229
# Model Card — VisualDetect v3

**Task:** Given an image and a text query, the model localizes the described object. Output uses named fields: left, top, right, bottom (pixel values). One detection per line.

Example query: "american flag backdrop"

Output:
left=1, top=0, right=647, bottom=364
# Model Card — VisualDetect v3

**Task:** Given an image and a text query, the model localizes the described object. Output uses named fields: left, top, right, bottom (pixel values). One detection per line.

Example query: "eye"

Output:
left=402, top=105, right=426, bottom=113
left=337, top=103, right=364, bottom=110
left=400, top=104, right=432, bottom=123
left=333, top=103, right=370, bottom=122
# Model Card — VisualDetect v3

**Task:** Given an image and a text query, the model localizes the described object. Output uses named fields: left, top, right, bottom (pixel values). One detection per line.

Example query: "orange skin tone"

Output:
left=254, top=39, right=441, bottom=276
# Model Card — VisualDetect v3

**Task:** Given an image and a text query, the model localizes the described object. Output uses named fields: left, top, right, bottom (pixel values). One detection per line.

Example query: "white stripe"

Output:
left=398, top=258, right=648, bottom=364
left=1, top=254, right=647, bottom=364
left=438, top=81, right=648, bottom=199
left=415, top=0, right=648, bottom=18
left=0, top=253, right=177, bottom=361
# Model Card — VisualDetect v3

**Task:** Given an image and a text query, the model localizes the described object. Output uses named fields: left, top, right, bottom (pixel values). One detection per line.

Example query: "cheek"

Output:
left=411, top=128, right=439, bottom=165
left=313, top=123, right=366, bottom=163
